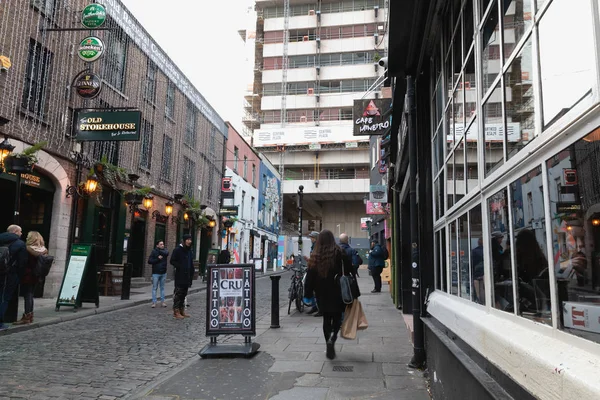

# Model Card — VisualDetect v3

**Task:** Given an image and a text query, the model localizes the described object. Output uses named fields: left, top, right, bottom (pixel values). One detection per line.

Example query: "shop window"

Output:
left=505, top=35, right=536, bottom=160
left=435, top=230, right=443, bottom=289
left=481, top=1, right=500, bottom=95
left=511, top=166, right=551, bottom=325
left=488, top=188, right=512, bottom=313
left=441, top=227, right=448, bottom=291
left=538, top=0, right=595, bottom=130
left=450, top=220, right=459, bottom=295
left=469, top=205, right=485, bottom=304
left=459, top=213, right=470, bottom=299
left=483, top=81, right=504, bottom=176
left=547, top=127, right=600, bottom=343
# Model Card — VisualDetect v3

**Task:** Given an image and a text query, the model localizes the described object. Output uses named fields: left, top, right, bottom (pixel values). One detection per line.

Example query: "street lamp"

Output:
left=84, top=173, right=98, bottom=193
left=165, top=200, right=174, bottom=216
left=143, top=194, right=154, bottom=209
left=0, top=137, right=15, bottom=171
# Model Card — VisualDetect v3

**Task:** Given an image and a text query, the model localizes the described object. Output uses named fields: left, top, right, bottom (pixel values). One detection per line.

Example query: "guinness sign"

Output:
left=74, top=73, right=102, bottom=99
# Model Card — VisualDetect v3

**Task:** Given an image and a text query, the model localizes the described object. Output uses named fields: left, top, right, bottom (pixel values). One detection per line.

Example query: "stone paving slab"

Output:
left=269, top=360, right=325, bottom=373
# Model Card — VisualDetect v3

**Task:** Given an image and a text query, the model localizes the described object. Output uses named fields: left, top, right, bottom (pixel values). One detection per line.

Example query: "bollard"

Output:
left=270, top=275, right=281, bottom=328
left=121, top=262, right=133, bottom=300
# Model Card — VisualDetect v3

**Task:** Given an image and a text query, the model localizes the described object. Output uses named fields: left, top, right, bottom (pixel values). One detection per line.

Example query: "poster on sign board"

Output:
left=205, top=264, right=255, bottom=336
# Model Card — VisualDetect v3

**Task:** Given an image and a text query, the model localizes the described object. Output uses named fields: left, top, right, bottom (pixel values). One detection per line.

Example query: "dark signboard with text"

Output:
left=353, top=98, right=392, bottom=136
left=73, top=109, right=141, bottom=141
left=206, top=264, right=255, bottom=336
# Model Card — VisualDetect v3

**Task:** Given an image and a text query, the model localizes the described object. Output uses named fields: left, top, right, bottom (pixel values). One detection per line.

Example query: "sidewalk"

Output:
left=0, top=268, right=284, bottom=337
left=137, top=270, right=430, bottom=400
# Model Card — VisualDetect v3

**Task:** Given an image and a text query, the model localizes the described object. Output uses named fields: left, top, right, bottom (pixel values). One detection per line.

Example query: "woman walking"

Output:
left=13, top=231, right=47, bottom=325
left=304, top=229, right=352, bottom=360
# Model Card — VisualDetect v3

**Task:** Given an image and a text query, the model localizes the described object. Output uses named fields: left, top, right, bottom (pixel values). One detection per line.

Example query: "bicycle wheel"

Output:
left=288, top=284, right=296, bottom=315
left=296, top=284, right=304, bottom=312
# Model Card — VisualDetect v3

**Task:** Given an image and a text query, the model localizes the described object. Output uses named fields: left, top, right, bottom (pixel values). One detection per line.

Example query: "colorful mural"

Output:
left=258, top=162, right=280, bottom=234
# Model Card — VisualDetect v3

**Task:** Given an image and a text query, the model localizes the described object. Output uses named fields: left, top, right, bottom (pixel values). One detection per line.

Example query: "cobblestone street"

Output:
left=0, top=273, right=290, bottom=400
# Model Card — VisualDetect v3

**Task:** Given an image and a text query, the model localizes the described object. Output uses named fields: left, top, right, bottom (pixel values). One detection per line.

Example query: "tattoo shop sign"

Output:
left=73, top=109, right=141, bottom=141
left=353, top=99, right=392, bottom=136
left=206, top=264, right=255, bottom=336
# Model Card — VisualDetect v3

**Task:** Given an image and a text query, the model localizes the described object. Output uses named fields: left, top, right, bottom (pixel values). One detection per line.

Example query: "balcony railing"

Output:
left=284, top=170, right=369, bottom=180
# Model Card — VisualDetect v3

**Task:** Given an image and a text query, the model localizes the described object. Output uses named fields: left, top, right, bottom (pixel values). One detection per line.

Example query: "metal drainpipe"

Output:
left=407, top=75, right=425, bottom=369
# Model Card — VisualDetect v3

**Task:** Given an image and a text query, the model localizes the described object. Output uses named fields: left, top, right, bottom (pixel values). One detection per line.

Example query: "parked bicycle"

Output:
left=286, top=262, right=306, bottom=314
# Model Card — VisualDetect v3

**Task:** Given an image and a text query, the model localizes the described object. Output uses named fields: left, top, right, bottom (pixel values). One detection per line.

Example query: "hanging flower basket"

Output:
left=124, top=192, right=143, bottom=205
left=4, top=155, right=33, bottom=173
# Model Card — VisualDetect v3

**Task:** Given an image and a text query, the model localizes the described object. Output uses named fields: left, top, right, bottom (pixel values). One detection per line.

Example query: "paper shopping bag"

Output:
left=341, top=300, right=359, bottom=340
left=356, top=300, right=368, bottom=330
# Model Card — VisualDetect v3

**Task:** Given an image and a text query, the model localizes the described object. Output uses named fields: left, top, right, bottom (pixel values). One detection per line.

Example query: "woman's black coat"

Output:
left=304, top=247, right=352, bottom=314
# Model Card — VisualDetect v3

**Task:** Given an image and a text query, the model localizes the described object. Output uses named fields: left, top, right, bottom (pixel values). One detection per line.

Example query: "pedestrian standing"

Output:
left=170, top=234, right=194, bottom=319
left=12, top=231, right=47, bottom=325
left=304, top=229, right=352, bottom=360
left=368, top=240, right=386, bottom=293
left=305, top=231, right=321, bottom=316
left=148, top=240, right=169, bottom=308
left=0, top=225, right=28, bottom=331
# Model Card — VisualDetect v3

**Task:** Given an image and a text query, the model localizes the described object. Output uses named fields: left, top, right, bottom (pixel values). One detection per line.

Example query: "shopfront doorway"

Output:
left=130, top=213, right=147, bottom=277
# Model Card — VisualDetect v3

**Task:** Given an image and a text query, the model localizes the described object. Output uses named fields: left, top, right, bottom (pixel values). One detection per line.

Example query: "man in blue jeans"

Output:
left=0, top=225, right=28, bottom=331
left=148, top=240, right=169, bottom=308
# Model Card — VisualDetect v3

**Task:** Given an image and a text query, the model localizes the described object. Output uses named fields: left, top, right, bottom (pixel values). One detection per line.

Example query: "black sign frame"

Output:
left=72, top=108, right=142, bottom=141
left=353, top=98, right=392, bottom=136
left=205, top=264, right=256, bottom=336
left=220, top=206, right=239, bottom=216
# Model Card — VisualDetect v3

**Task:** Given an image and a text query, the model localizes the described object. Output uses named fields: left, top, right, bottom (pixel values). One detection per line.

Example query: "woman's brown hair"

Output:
left=308, top=229, right=341, bottom=277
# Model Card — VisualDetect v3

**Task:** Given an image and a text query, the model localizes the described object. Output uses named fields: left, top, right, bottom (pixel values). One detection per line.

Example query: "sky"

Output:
left=120, top=0, right=254, bottom=133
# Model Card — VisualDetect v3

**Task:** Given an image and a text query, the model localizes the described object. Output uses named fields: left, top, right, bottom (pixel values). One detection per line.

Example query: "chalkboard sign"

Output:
left=205, top=264, right=255, bottom=336
left=56, top=244, right=96, bottom=310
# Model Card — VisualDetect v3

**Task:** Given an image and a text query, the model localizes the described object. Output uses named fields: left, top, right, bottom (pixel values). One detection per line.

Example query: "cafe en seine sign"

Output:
left=73, top=109, right=141, bottom=142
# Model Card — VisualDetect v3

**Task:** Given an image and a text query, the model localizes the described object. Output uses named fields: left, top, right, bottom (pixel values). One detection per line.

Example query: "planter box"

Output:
left=124, top=192, right=143, bottom=205
left=4, top=156, right=33, bottom=173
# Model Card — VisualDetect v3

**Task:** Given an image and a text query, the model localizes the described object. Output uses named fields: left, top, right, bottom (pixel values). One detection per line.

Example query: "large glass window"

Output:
left=469, top=205, right=485, bottom=304
left=547, top=127, right=600, bottom=343
left=502, top=0, right=532, bottom=62
left=488, top=188, right=512, bottom=312
left=481, top=1, right=501, bottom=95
left=511, top=166, right=550, bottom=325
left=450, top=220, right=459, bottom=295
left=483, top=81, right=504, bottom=175
left=505, top=35, right=536, bottom=159
left=538, top=0, right=595, bottom=130
left=459, top=212, right=470, bottom=299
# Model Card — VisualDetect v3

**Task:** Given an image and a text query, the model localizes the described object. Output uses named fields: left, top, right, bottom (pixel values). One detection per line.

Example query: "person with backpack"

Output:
left=338, top=233, right=363, bottom=276
left=368, top=240, right=387, bottom=293
left=0, top=225, right=28, bottom=331
left=12, top=231, right=47, bottom=325
left=148, top=240, right=169, bottom=308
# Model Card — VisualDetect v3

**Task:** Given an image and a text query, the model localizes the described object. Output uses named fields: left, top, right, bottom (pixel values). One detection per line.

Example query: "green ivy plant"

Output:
left=94, top=156, right=129, bottom=190
left=10, top=141, right=47, bottom=166
left=184, top=196, right=211, bottom=228
left=123, top=186, right=152, bottom=197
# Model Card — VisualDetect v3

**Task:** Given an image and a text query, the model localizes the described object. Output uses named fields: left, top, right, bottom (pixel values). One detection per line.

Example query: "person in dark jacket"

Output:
left=170, top=234, right=194, bottom=319
left=304, top=229, right=352, bottom=360
left=12, top=231, right=47, bottom=325
left=368, top=240, right=386, bottom=293
left=148, top=240, right=169, bottom=308
left=0, top=225, right=28, bottom=331
left=339, top=233, right=360, bottom=275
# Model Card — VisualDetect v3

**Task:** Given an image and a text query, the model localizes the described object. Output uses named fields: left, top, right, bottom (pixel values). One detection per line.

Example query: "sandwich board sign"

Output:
left=56, top=244, right=99, bottom=311
left=199, top=264, right=259, bottom=358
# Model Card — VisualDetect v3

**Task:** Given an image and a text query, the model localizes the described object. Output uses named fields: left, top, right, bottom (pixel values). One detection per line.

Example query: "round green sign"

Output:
left=78, top=36, right=105, bottom=62
left=81, top=4, right=107, bottom=29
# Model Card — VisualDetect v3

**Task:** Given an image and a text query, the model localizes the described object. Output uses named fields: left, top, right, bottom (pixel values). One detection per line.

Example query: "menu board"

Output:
left=56, top=245, right=92, bottom=307
left=206, top=264, right=255, bottom=336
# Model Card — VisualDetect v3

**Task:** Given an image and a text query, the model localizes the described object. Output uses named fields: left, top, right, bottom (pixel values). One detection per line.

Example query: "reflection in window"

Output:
left=539, top=0, right=594, bottom=129
left=455, top=140, right=465, bottom=204
left=470, top=205, right=485, bottom=304
left=441, top=227, right=448, bottom=292
left=502, top=0, right=532, bottom=61
left=459, top=213, right=470, bottom=299
left=483, top=82, right=504, bottom=175
left=450, top=220, right=458, bottom=295
left=488, top=188, right=513, bottom=312
left=547, top=127, right=600, bottom=343
left=465, top=119, right=477, bottom=192
left=505, top=35, right=536, bottom=159
left=511, top=166, right=551, bottom=325
left=481, top=1, right=500, bottom=95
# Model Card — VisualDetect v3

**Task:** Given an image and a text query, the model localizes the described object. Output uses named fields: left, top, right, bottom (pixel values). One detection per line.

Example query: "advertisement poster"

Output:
left=366, top=201, right=386, bottom=215
left=206, top=264, right=255, bottom=336
left=361, top=217, right=371, bottom=231
left=57, top=245, right=92, bottom=305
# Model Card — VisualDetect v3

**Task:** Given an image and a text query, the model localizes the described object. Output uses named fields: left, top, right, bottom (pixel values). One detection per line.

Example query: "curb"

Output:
left=0, top=271, right=286, bottom=337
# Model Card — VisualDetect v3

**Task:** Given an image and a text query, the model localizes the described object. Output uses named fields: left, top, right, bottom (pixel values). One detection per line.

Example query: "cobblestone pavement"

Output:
left=0, top=272, right=291, bottom=400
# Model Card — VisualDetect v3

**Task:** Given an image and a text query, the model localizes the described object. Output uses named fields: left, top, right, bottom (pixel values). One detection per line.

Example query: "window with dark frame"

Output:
left=31, top=0, right=57, bottom=19
left=166, top=81, right=175, bottom=119
left=182, top=157, right=195, bottom=199
left=140, top=121, right=153, bottom=170
left=234, top=147, right=239, bottom=172
left=144, top=60, right=158, bottom=104
left=102, top=24, right=128, bottom=91
left=185, top=101, right=196, bottom=148
left=209, top=125, right=216, bottom=156
left=252, top=164, right=256, bottom=185
left=243, top=156, right=248, bottom=179
left=161, top=135, right=173, bottom=181
left=22, top=39, right=53, bottom=118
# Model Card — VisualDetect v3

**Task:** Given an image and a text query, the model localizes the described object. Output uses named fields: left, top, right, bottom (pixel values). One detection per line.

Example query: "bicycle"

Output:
left=286, top=263, right=306, bottom=314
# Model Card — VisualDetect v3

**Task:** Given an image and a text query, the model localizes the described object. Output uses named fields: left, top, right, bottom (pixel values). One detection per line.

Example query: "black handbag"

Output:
left=338, top=259, right=360, bottom=304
